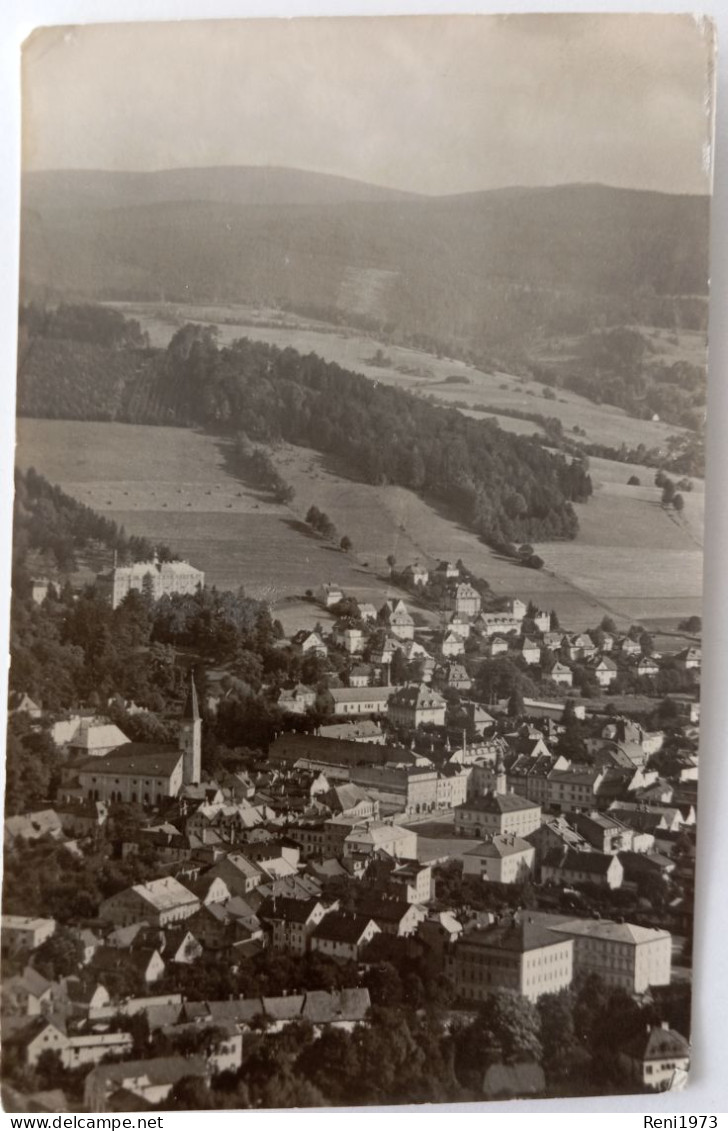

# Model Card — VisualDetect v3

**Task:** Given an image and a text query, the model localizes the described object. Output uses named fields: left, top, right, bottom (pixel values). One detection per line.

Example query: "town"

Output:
left=2, top=537, right=699, bottom=1110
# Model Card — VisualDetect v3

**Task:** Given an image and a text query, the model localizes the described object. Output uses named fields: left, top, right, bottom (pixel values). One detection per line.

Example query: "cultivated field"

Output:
left=114, top=301, right=691, bottom=452
left=16, top=418, right=703, bottom=634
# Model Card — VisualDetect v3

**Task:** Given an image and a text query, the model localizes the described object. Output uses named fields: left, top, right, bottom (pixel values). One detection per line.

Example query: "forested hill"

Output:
left=17, top=308, right=589, bottom=546
left=12, top=466, right=172, bottom=592
left=20, top=170, right=709, bottom=350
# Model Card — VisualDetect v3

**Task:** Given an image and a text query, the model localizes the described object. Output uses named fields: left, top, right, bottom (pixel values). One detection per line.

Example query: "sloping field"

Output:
left=115, top=301, right=688, bottom=452
left=534, top=459, right=703, bottom=628
left=15, top=419, right=702, bottom=633
left=14, top=419, right=406, bottom=614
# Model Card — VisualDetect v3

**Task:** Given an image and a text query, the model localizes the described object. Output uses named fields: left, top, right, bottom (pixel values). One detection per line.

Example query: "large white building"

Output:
left=446, top=917, right=573, bottom=1003
left=547, top=917, right=672, bottom=993
left=75, top=678, right=202, bottom=806
left=97, top=554, right=204, bottom=609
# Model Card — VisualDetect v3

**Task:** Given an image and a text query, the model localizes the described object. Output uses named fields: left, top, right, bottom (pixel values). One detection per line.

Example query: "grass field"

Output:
left=16, top=418, right=703, bottom=634
left=114, top=301, right=691, bottom=453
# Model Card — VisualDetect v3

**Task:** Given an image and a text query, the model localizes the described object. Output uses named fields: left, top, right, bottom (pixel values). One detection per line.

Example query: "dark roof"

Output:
left=458, top=918, right=568, bottom=954
left=258, top=896, right=322, bottom=924
left=543, top=848, right=617, bottom=875
left=622, top=1025, right=690, bottom=1063
left=357, top=896, right=413, bottom=923
left=89, top=1055, right=208, bottom=1088
left=78, top=744, right=182, bottom=777
left=459, top=791, right=539, bottom=814
left=311, top=912, right=376, bottom=944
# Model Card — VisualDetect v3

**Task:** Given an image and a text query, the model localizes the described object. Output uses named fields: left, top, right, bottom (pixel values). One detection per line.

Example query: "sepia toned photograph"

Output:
left=0, top=11, right=716, bottom=1113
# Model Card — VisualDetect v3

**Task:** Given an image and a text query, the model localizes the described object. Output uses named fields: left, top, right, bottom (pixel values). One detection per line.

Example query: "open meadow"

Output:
left=16, top=418, right=703, bottom=635
left=114, top=301, right=691, bottom=453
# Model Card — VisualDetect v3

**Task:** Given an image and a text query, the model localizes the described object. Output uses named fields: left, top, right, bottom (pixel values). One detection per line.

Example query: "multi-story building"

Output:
left=541, top=847, right=624, bottom=890
left=98, top=877, right=200, bottom=928
left=388, top=683, right=447, bottom=728
left=455, top=762, right=542, bottom=838
left=259, top=897, right=332, bottom=955
left=310, top=913, right=380, bottom=962
left=74, top=678, right=202, bottom=805
left=545, top=917, right=672, bottom=993
left=462, top=836, right=536, bottom=884
left=97, top=554, right=204, bottom=609
left=324, top=686, right=394, bottom=717
left=443, top=582, right=482, bottom=617
left=446, top=917, right=573, bottom=1003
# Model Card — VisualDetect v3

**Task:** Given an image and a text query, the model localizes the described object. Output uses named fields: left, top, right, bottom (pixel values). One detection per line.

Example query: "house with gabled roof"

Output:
left=1, top=916, right=56, bottom=957
left=356, top=896, right=426, bottom=937
left=440, top=663, right=472, bottom=691
left=324, top=686, right=394, bottom=717
left=519, top=638, right=541, bottom=666
left=388, top=684, right=446, bottom=728
left=84, top=1055, right=209, bottom=1113
left=318, top=583, right=344, bottom=608
left=3, top=1015, right=69, bottom=1068
left=295, top=630, right=328, bottom=656
left=591, top=656, right=618, bottom=687
left=277, top=683, right=317, bottom=715
left=2, top=967, right=54, bottom=1017
left=549, top=661, right=573, bottom=687
left=443, top=582, right=482, bottom=617
left=446, top=611, right=472, bottom=638
left=380, top=601, right=415, bottom=641
left=99, top=877, right=200, bottom=928
left=8, top=692, right=42, bottom=719
left=310, top=912, right=380, bottom=962
left=463, top=835, right=535, bottom=884
left=258, top=897, right=332, bottom=955
left=402, top=562, right=429, bottom=587
left=619, top=1023, right=690, bottom=1090
left=348, top=665, right=372, bottom=688
left=676, top=646, right=701, bottom=671
left=90, top=945, right=165, bottom=986
left=439, top=630, right=465, bottom=658
left=455, top=789, right=542, bottom=840
left=566, top=633, right=596, bottom=662
left=541, top=847, right=624, bottom=889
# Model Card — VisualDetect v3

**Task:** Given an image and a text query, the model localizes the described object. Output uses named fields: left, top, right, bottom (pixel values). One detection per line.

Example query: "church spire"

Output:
left=180, top=674, right=202, bottom=784
left=182, top=674, right=200, bottom=722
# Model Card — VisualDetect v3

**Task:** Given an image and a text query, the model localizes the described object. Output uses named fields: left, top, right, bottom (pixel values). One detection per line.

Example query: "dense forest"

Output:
left=17, top=306, right=588, bottom=546
left=12, top=467, right=172, bottom=586
left=21, top=172, right=710, bottom=353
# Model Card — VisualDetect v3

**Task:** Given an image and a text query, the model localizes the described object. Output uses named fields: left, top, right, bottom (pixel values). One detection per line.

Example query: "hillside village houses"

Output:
left=2, top=555, right=698, bottom=1108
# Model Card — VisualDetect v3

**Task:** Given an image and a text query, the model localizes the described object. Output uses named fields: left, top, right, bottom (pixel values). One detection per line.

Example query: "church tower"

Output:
left=494, top=752, right=507, bottom=796
left=179, top=675, right=202, bottom=784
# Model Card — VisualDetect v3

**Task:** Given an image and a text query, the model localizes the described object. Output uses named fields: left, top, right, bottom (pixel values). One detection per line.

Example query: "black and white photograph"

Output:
left=0, top=9, right=718, bottom=1114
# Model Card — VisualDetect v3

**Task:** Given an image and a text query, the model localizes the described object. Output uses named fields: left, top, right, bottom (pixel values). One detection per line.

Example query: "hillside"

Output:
left=20, top=170, right=710, bottom=351
left=17, top=308, right=586, bottom=547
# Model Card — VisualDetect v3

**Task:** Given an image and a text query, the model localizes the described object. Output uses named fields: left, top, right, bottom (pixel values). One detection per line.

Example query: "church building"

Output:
left=76, top=678, right=202, bottom=806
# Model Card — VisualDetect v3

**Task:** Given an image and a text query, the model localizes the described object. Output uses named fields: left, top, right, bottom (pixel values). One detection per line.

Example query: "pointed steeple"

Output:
left=180, top=674, right=202, bottom=785
left=182, top=675, right=200, bottom=722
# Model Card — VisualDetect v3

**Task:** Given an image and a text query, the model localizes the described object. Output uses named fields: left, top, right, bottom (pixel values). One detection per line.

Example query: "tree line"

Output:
left=18, top=307, right=586, bottom=546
